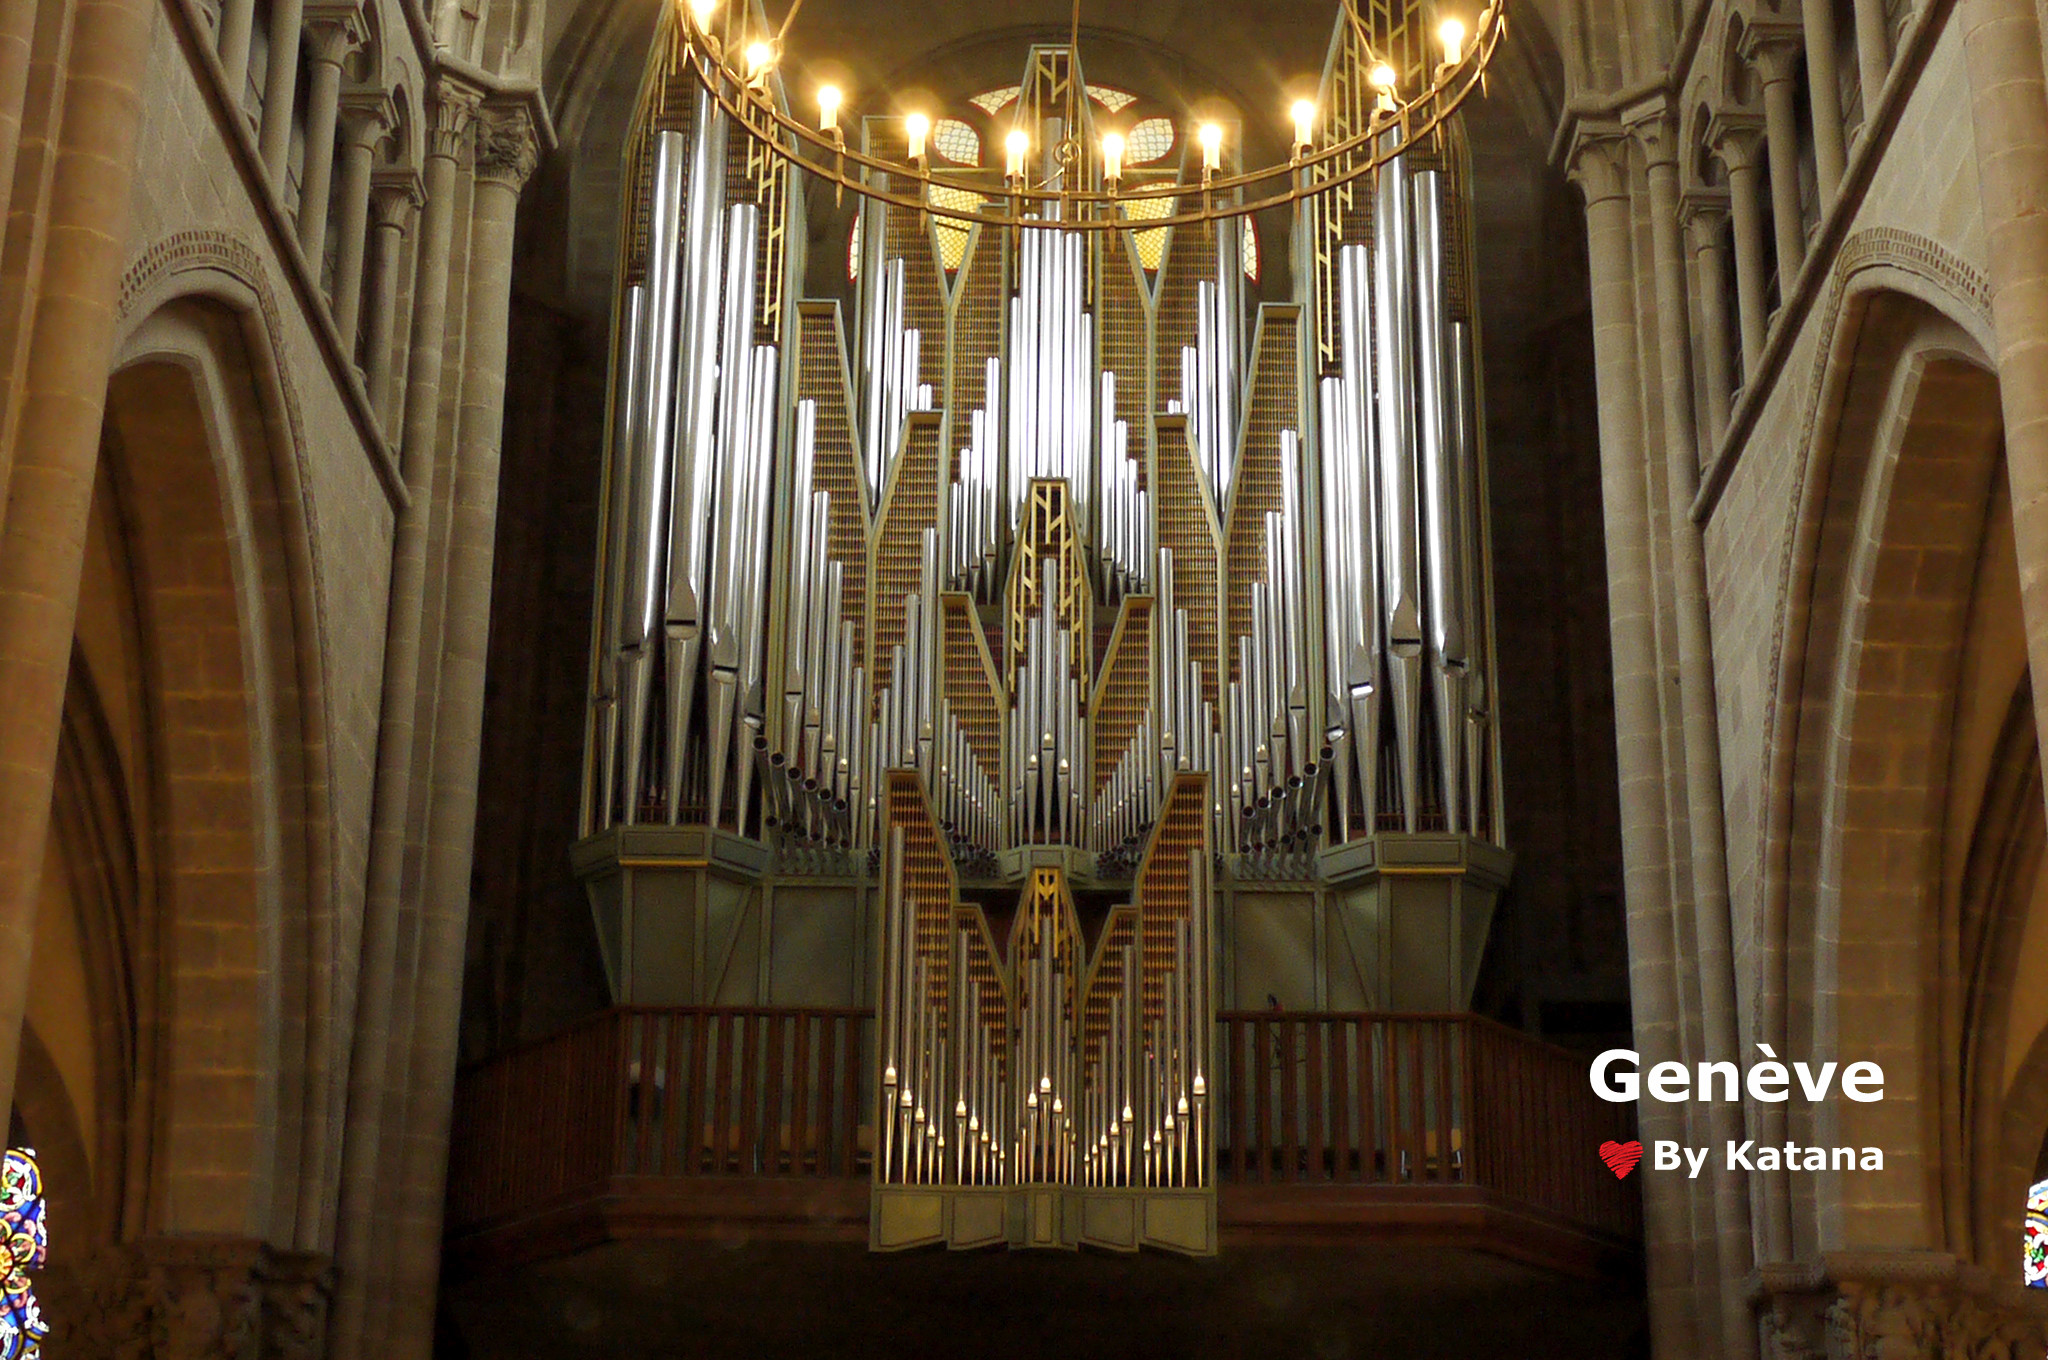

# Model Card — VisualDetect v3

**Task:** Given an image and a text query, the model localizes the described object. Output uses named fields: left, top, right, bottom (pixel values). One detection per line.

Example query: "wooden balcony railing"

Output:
left=1213, top=1012, right=1639, bottom=1238
left=447, top=1006, right=1636, bottom=1254
left=446, top=1006, right=874, bottom=1233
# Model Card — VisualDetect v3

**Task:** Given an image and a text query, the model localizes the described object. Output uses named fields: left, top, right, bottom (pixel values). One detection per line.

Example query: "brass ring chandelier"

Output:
left=675, top=0, right=1510, bottom=231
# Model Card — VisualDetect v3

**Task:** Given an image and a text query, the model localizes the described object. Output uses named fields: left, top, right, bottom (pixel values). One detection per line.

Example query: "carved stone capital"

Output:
left=336, top=89, right=394, bottom=153
left=371, top=167, right=425, bottom=228
left=1751, top=1253, right=2048, bottom=1360
left=302, top=9, right=363, bottom=67
left=38, top=1236, right=333, bottom=1359
left=1741, top=21, right=1807, bottom=84
left=1565, top=123, right=1632, bottom=207
left=1707, top=111, right=1767, bottom=172
left=1620, top=94, right=1680, bottom=171
left=474, top=102, right=541, bottom=191
left=1682, top=187, right=1733, bottom=240
left=426, top=76, right=486, bottom=162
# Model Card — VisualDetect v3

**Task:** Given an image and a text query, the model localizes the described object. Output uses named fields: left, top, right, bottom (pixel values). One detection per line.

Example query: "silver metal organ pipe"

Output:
left=1410, top=168, right=1469, bottom=834
left=616, top=132, right=689, bottom=824
left=1371, top=140, right=1424, bottom=832
left=662, top=93, right=732, bottom=822
left=596, top=283, right=647, bottom=830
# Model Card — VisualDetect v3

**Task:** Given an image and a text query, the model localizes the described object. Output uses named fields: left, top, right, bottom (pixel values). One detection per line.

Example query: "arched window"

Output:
left=2026, top=1178, right=2048, bottom=1287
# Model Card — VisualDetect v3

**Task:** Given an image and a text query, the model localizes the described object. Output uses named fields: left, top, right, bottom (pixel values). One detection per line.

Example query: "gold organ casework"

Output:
left=577, top=0, right=1512, bottom=1256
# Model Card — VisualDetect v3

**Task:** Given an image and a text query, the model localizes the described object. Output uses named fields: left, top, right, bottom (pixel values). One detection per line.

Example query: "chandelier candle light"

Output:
left=670, top=0, right=1506, bottom=230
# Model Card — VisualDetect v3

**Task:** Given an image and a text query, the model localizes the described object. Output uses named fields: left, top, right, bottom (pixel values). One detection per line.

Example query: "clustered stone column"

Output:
left=0, top=0, right=154, bottom=1122
left=1567, top=126, right=1700, bottom=1360
left=1630, top=101, right=1757, bottom=1360
left=1961, top=0, right=2048, bottom=863
left=328, top=73, right=481, bottom=1360
left=390, top=99, right=538, bottom=1360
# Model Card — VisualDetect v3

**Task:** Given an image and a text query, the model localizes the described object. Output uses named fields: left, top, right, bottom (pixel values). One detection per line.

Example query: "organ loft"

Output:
left=574, top=0, right=1519, bottom=1253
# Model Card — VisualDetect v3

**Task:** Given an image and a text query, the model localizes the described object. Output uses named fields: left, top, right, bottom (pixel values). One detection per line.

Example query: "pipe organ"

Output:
left=580, top=1, right=1512, bottom=1257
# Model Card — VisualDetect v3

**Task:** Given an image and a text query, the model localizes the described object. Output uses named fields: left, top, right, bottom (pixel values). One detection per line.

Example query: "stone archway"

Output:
left=97, top=295, right=325, bottom=1248
left=1778, top=289, right=2007, bottom=1254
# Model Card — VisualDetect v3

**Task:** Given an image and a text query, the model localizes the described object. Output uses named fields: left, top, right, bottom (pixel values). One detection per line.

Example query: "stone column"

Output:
left=0, top=0, right=37, bottom=241
left=0, top=0, right=154, bottom=1120
left=258, top=0, right=306, bottom=184
left=294, top=13, right=357, bottom=268
left=362, top=171, right=417, bottom=426
left=1684, top=194, right=1735, bottom=448
left=1633, top=105, right=1757, bottom=1360
left=326, top=76, right=478, bottom=1360
left=1714, top=121, right=1770, bottom=380
left=1801, top=0, right=1848, bottom=202
left=1751, top=36, right=1809, bottom=284
left=389, top=99, right=539, bottom=1360
left=1960, top=5, right=2048, bottom=894
left=328, top=94, right=390, bottom=352
left=217, top=0, right=258, bottom=113
left=1567, top=125, right=1697, bottom=1360
left=1853, top=0, right=1892, bottom=119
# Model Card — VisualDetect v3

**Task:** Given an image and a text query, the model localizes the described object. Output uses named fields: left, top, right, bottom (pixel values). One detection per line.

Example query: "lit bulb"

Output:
left=1102, top=131, right=1125, bottom=183
left=687, top=0, right=716, bottom=26
left=1005, top=127, right=1029, bottom=179
left=818, top=84, right=842, bottom=132
left=1291, top=99, right=1316, bottom=150
left=744, top=40, right=773, bottom=78
left=905, top=112, right=930, bottom=161
left=1440, top=17, right=1467, bottom=65
left=1370, top=62, right=1398, bottom=111
left=1197, top=122, right=1223, bottom=173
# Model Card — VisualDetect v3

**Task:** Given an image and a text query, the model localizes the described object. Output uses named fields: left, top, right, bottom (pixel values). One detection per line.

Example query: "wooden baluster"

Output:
left=1305, top=1018, right=1326, bottom=1183
left=790, top=1010, right=813, bottom=1175
left=839, top=1011, right=863, bottom=1176
left=1331, top=1018, right=1356, bottom=1183
left=763, top=1012, right=788, bottom=1175
left=1278, top=1018, right=1299, bottom=1182
left=608, top=1011, right=634, bottom=1182
left=1374, top=1018, right=1395, bottom=1182
left=637, top=1013, right=662, bottom=1174
left=688, top=1010, right=715, bottom=1176
left=1245, top=1020, right=1261, bottom=1179
left=1406, top=1022, right=1426, bottom=1183
left=1433, top=1020, right=1455, bottom=1183
left=738, top=1011, right=764, bottom=1174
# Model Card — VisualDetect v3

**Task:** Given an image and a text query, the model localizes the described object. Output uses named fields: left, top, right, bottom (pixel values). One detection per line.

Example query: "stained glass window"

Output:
left=2027, top=1177, right=2048, bottom=1287
left=848, top=215, right=862, bottom=283
left=927, top=187, right=983, bottom=271
left=1121, top=195, right=1173, bottom=272
left=0, top=1149, right=45, bottom=1360
left=1086, top=86, right=1137, bottom=112
left=1242, top=219, right=1260, bottom=281
left=933, top=119, right=980, bottom=167
left=1126, top=117, right=1175, bottom=165
left=969, top=87, right=1020, bottom=115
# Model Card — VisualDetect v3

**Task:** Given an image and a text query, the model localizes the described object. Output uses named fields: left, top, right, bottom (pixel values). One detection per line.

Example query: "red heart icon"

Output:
left=1599, top=1139, right=1642, bottom=1179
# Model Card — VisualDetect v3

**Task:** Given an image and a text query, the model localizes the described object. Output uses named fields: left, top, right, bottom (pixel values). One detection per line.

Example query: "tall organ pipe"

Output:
left=1372, top=140, right=1424, bottom=832
left=1411, top=168, right=1469, bottom=834
left=617, top=132, right=690, bottom=823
